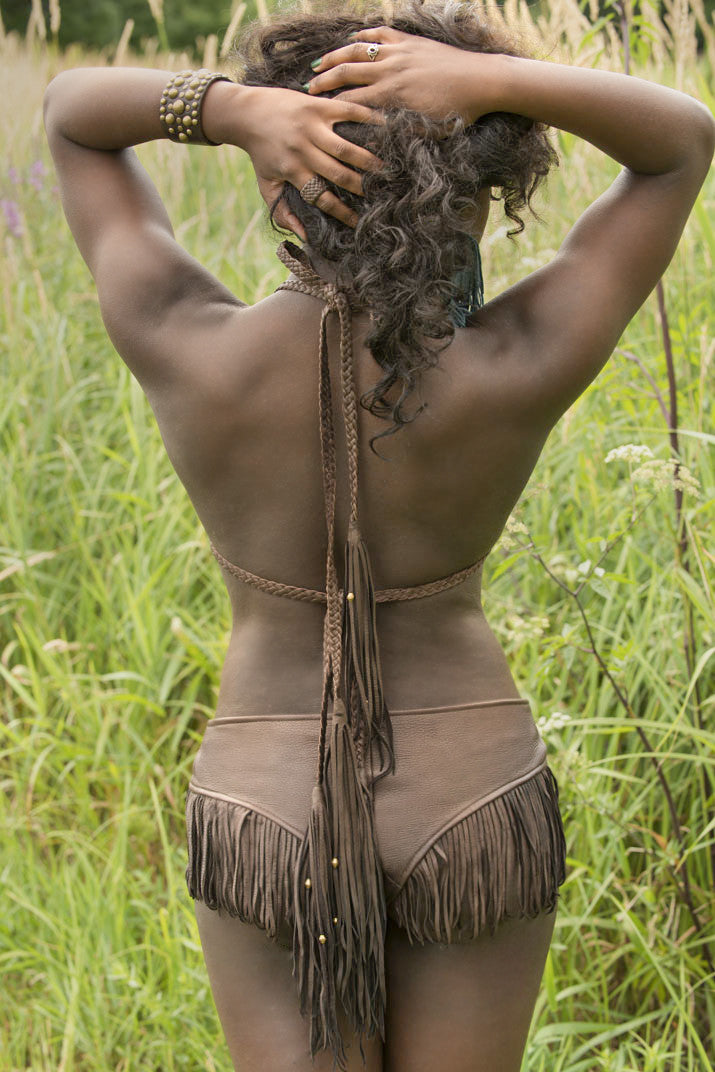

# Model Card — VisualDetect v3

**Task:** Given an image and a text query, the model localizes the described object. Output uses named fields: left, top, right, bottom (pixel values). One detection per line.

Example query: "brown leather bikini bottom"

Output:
left=185, top=697, right=566, bottom=949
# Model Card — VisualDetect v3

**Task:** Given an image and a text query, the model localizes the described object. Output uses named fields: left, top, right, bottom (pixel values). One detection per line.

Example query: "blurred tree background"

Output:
left=1, top=0, right=714, bottom=54
left=0, top=0, right=247, bottom=52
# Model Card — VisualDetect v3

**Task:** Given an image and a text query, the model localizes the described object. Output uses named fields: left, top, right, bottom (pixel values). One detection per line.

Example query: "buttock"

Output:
left=185, top=698, right=567, bottom=945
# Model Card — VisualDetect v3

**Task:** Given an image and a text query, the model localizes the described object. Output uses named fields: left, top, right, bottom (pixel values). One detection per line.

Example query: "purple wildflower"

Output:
left=30, top=160, right=47, bottom=191
left=8, top=166, right=20, bottom=185
left=1, top=199, right=23, bottom=238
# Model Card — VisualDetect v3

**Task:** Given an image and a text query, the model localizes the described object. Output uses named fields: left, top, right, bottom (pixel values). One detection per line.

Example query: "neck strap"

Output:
left=275, top=240, right=361, bottom=699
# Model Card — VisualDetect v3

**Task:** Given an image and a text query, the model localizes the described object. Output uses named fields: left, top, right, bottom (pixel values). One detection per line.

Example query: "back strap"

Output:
left=209, top=543, right=486, bottom=604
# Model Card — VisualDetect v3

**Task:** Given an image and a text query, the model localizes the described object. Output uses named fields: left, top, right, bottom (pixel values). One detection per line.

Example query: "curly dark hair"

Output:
left=232, top=0, right=559, bottom=450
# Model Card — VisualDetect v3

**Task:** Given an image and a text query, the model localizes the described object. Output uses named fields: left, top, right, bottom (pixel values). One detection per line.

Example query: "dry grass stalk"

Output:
left=28, top=0, right=47, bottom=43
left=48, top=0, right=61, bottom=37
left=146, top=0, right=165, bottom=25
left=203, top=32, right=218, bottom=70
left=113, top=20, right=135, bottom=67
left=221, top=2, right=247, bottom=59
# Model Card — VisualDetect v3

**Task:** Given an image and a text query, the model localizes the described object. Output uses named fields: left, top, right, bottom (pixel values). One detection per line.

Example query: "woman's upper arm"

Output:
left=494, top=119, right=714, bottom=424
left=46, top=123, right=245, bottom=389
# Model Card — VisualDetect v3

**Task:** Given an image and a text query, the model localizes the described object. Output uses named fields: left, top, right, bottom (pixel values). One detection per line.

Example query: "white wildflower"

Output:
left=503, top=613, right=549, bottom=642
left=500, top=516, right=529, bottom=550
left=573, top=560, right=606, bottom=580
left=547, top=553, right=580, bottom=587
left=537, top=711, right=573, bottom=734
left=505, top=517, right=529, bottom=536
left=605, top=443, right=655, bottom=465
left=631, top=459, right=701, bottom=498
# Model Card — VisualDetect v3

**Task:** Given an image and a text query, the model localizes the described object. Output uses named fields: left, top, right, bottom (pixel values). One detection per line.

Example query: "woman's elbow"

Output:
left=686, top=100, right=715, bottom=177
left=43, top=69, right=81, bottom=138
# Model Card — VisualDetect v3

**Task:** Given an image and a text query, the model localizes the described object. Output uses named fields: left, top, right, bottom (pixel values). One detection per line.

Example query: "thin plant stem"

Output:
left=613, top=0, right=712, bottom=954
left=523, top=525, right=712, bottom=974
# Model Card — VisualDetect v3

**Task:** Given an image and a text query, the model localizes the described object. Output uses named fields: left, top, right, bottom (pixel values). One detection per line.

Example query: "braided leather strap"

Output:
left=210, top=545, right=326, bottom=603
left=211, top=542, right=486, bottom=604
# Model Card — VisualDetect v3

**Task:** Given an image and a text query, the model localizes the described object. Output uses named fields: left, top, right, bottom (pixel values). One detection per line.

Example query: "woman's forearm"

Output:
left=43, top=67, right=258, bottom=152
left=474, top=53, right=714, bottom=174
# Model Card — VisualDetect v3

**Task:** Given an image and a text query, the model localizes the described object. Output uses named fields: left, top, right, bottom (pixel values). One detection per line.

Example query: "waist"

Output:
left=215, top=605, right=520, bottom=716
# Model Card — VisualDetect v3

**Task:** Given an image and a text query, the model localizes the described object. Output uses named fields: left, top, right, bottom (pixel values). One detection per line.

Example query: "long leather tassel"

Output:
left=324, top=698, right=387, bottom=1057
left=292, top=781, right=346, bottom=1070
left=342, top=521, right=395, bottom=785
left=292, top=698, right=387, bottom=1070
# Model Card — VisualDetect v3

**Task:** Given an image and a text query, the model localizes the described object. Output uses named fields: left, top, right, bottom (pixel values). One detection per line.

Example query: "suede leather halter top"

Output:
left=207, top=238, right=487, bottom=1067
left=209, top=239, right=486, bottom=616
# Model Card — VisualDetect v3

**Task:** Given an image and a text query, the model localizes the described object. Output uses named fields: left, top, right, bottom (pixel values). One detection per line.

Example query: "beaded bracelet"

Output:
left=159, top=69, right=232, bottom=145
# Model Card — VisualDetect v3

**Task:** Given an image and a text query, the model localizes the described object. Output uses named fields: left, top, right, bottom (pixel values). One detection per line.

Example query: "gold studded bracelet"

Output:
left=159, top=69, right=232, bottom=145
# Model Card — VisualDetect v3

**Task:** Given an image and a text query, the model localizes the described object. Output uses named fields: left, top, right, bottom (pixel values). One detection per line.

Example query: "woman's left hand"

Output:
left=228, top=84, right=386, bottom=240
left=303, top=27, right=498, bottom=126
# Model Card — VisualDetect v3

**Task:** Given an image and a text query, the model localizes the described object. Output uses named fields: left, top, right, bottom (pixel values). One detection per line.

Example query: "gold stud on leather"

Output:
left=318, top=934, right=327, bottom=944
left=304, top=878, right=312, bottom=888
left=331, top=857, right=339, bottom=868
left=346, top=592, right=355, bottom=601
left=333, top=917, right=338, bottom=924
left=159, top=69, right=232, bottom=145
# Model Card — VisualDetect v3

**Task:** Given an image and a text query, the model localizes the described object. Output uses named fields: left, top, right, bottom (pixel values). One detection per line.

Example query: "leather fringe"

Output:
left=184, top=789, right=300, bottom=936
left=185, top=764, right=567, bottom=1065
left=292, top=782, right=345, bottom=1067
left=389, top=765, right=567, bottom=944
left=342, top=522, right=395, bottom=785
left=292, top=701, right=387, bottom=1071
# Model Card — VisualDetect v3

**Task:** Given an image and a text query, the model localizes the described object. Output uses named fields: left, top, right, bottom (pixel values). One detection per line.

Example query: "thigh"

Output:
left=383, top=908, right=557, bottom=1072
left=194, top=901, right=384, bottom=1072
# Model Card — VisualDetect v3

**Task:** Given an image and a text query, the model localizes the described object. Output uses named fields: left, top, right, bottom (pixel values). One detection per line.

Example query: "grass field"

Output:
left=1, top=0, right=713, bottom=1069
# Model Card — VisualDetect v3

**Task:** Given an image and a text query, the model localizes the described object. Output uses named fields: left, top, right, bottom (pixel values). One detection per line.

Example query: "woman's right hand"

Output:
left=305, top=26, right=503, bottom=126
left=226, top=83, right=386, bottom=236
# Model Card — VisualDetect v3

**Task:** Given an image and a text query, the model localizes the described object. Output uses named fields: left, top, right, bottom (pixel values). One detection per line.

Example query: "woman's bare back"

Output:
left=142, top=272, right=553, bottom=715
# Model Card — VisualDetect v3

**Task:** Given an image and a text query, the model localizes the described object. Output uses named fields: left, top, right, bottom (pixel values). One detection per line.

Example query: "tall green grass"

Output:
left=1, top=1, right=713, bottom=1068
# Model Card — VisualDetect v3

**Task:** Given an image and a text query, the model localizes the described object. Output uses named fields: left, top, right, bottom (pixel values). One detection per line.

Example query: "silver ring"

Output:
left=366, top=43, right=380, bottom=61
left=300, top=176, right=328, bottom=205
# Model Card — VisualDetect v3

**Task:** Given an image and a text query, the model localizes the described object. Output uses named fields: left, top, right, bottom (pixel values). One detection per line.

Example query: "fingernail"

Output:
left=302, top=82, right=311, bottom=92
left=348, top=31, right=358, bottom=39
left=310, top=57, right=322, bottom=70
